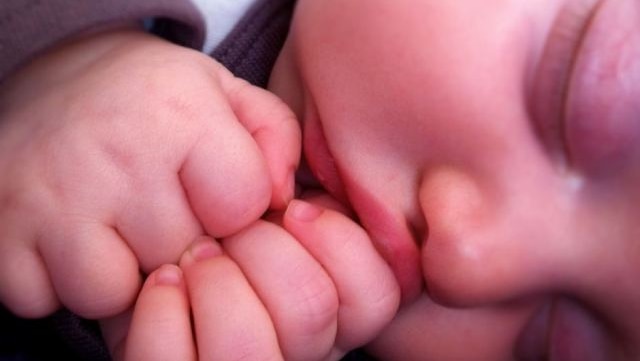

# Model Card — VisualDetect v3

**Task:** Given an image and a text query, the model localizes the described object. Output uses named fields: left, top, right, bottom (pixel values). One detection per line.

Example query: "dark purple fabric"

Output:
left=0, top=0, right=205, bottom=84
left=51, top=310, right=110, bottom=361
left=0, top=304, right=79, bottom=361
left=212, top=0, right=296, bottom=87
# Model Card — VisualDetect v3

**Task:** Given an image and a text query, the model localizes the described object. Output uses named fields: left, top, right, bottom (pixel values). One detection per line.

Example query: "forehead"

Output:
left=287, top=0, right=560, bottom=92
left=285, top=0, right=547, bottom=125
left=292, top=0, right=560, bottom=39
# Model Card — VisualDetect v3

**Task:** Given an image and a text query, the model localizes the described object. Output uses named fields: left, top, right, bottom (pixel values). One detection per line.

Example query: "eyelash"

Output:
left=555, top=1, right=604, bottom=97
left=530, top=0, right=603, bottom=168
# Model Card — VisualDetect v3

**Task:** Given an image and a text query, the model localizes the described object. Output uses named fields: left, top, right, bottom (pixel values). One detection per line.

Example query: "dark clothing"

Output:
left=213, top=0, right=296, bottom=87
left=0, top=0, right=292, bottom=87
left=0, top=0, right=205, bottom=84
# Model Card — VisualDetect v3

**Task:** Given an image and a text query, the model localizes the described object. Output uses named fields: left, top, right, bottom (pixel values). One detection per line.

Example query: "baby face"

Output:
left=269, top=0, right=640, bottom=359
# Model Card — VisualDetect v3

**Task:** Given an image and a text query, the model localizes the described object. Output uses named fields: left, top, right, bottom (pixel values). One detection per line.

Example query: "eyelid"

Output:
left=563, top=0, right=640, bottom=175
left=530, top=0, right=603, bottom=169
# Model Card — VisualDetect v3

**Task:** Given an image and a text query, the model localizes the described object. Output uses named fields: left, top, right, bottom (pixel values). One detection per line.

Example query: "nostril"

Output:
left=417, top=166, right=557, bottom=308
left=413, top=166, right=488, bottom=304
left=418, top=166, right=494, bottom=306
left=406, top=212, right=428, bottom=248
left=421, top=210, right=563, bottom=308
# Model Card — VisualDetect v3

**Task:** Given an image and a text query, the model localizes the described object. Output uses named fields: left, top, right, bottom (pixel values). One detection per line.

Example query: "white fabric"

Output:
left=190, top=0, right=258, bottom=53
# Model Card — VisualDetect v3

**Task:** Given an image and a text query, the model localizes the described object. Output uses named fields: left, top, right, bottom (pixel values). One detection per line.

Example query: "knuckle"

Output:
left=0, top=248, right=59, bottom=318
left=60, top=263, right=139, bottom=318
left=207, top=182, right=271, bottom=237
left=65, top=283, right=137, bottom=319
left=363, top=280, right=401, bottom=321
left=288, top=270, right=339, bottom=336
left=2, top=291, right=58, bottom=318
left=0, top=276, right=59, bottom=318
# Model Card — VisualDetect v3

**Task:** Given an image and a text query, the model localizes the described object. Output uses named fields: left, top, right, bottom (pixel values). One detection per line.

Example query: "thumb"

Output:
left=218, top=66, right=301, bottom=210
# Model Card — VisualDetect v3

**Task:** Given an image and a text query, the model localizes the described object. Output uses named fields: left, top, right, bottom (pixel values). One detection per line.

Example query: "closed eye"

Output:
left=563, top=0, right=640, bottom=174
left=530, top=0, right=603, bottom=169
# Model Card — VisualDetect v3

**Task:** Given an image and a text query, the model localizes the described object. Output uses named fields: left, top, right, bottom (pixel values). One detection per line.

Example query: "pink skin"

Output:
left=270, top=0, right=640, bottom=359
left=0, top=29, right=300, bottom=319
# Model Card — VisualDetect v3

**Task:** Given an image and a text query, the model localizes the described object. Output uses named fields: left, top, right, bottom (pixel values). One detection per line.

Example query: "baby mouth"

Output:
left=301, top=104, right=349, bottom=204
left=339, top=178, right=425, bottom=304
left=302, top=110, right=424, bottom=303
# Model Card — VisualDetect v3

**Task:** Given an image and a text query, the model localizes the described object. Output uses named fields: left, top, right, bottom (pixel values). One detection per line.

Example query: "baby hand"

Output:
left=0, top=28, right=300, bottom=319
left=102, top=196, right=400, bottom=361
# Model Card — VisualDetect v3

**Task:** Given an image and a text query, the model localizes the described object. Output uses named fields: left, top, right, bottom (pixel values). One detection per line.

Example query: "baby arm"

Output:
left=0, top=27, right=300, bottom=319
left=102, top=195, right=401, bottom=361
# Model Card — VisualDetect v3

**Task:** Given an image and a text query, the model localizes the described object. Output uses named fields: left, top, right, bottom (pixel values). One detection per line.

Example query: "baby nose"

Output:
left=418, top=167, right=578, bottom=307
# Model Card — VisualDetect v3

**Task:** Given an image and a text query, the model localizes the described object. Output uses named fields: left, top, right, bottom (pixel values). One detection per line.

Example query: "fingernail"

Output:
left=287, top=199, right=323, bottom=222
left=181, top=237, right=223, bottom=267
left=190, top=238, right=223, bottom=262
left=155, top=264, right=182, bottom=286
